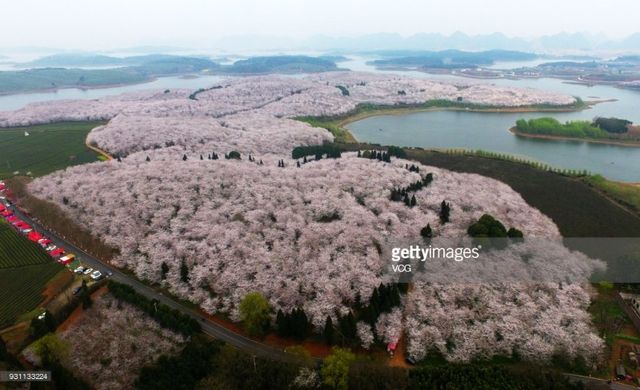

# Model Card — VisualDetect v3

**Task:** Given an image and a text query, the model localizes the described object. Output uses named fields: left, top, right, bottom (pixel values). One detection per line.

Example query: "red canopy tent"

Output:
left=1, top=210, right=12, bottom=217
left=27, top=231, right=43, bottom=242
left=49, top=248, right=65, bottom=258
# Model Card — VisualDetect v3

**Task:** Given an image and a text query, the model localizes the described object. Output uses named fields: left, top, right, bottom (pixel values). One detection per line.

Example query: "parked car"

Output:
left=83, top=268, right=94, bottom=275
left=405, top=355, right=417, bottom=365
left=46, top=244, right=57, bottom=252
left=106, top=270, right=113, bottom=278
left=72, top=286, right=82, bottom=295
left=74, top=266, right=85, bottom=274
left=37, top=312, right=46, bottom=320
left=90, top=270, right=103, bottom=281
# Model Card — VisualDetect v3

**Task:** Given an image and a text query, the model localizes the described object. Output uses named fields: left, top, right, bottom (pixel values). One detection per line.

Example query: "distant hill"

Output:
left=370, top=50, right=538, bottom=69
left=0, top=55, right=339, bottom=94
left=21, top=53, right=215, bottom=68
left=222, top=55, right=339, bottom=74
left=0, top=55, right=220, bottom=94
left=296, top=32, right=640, bottom=53
left=0, top=68, right=149, bottom=94
left=24, top=53, right=128, bottom=67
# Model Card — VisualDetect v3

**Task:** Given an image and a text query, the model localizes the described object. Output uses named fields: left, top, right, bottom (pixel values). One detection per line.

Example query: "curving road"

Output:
left=7, top=200, right=637, bottom=386
left=4, top=200, right=305, bottom=364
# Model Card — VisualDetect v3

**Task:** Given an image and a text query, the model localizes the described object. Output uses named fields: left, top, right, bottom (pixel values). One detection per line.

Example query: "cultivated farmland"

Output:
left=0, top=121, right=104, bottom=178
left=0, top=221, right=51, bottom=268
left=0, top=221, right=63, bottom=327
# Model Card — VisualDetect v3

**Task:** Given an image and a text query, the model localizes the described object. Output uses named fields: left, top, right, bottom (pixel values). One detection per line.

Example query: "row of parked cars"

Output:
left=73, top=265, right=107, bottom=281
left=1, top=180, right=109, bottom=282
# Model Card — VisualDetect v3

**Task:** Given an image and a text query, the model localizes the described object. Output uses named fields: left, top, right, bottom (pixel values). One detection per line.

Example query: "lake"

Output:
left=0, top=75, right=225, bottom=111
left=342, top=58, right=640, bottom=182
left=1, top=56, right=640, bottom=181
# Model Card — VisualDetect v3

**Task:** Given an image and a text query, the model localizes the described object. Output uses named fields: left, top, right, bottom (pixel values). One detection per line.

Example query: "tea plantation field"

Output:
left=0, top=121, right=104, bottom=177
left=0, top=221, right=62, bottom=327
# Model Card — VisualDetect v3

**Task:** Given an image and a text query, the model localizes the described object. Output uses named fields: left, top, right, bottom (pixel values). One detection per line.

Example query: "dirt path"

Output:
left=84, top=129, right=112, bottom=161
left=388, top=333, right=409, bottom=368
left=41, top=270, right=74, bottom=307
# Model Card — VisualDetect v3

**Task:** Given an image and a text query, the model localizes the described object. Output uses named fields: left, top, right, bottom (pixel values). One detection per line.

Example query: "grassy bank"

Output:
left=583, top=175, right=640, bottom=214
left=0, top=121, right=106, bottom=177
left=403, top=148, right=640, bottom=237
left=296, top=99, right=588, bottom=143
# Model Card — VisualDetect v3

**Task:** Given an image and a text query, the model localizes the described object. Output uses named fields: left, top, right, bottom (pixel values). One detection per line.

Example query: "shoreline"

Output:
left=375, top=65, right=640, bottom=91
left=0, top=77, right=160, bottom=97
left=509, top=126, right=640, bottom=148
left=322, top=100, right=599, bottom=143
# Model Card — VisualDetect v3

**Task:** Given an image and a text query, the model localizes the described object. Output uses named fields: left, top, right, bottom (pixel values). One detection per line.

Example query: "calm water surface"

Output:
left=0, top=75, right=225, bottom=111
left=343, top=58, right=640, bottom=182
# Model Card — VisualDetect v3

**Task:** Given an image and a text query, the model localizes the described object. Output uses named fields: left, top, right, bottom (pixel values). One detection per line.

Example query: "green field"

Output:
left=0, top=221, right=63, bottom=328
left=0, top=121, right=104, bottom=177
left=0, top=263, right=62, bottom=328
left=403, top=148, right=640, bottom=237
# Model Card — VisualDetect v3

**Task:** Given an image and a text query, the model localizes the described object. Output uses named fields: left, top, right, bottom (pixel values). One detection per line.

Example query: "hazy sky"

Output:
left=3, top=0, right=640, bottom=49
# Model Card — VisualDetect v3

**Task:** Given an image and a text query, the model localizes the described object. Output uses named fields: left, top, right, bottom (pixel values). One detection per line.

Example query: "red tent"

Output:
left=38, top=239, right=52, bottom=247
left=49, top=248, right=65, bottom=258
left=6, top=215, right=16, bottom=222
left=27, top=231, right=43, bottom=242
left=1, top=211, right=12, bottom=217
left=15, top=223, right=30, bottom=230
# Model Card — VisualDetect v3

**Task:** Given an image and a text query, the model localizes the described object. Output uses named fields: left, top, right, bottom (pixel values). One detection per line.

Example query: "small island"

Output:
left=511, top=116, right=640, bottom=146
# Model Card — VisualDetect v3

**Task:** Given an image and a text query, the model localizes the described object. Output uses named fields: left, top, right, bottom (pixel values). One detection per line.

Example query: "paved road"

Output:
left=566, top=374, right=639, bottom=389
left=4, top=200, right=303, bottom=364
left=7, top=200, right=639, bottom=384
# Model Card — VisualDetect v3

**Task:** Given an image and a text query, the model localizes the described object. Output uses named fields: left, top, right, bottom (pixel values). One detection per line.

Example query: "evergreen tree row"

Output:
left=276, top=308, right=310, bottom=340
left=358, top=149, right=391, bottom=162
left=291, top=143, right=342, bottom=159
left=389, top=173, right=433, bottom=207
left=322, top=283, right=405, bottom=346
left=405, top=163, right=420, bottom=173
left=358, top=283, right=403, bottom=326
left=107, top=280, right=201, bottom=337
